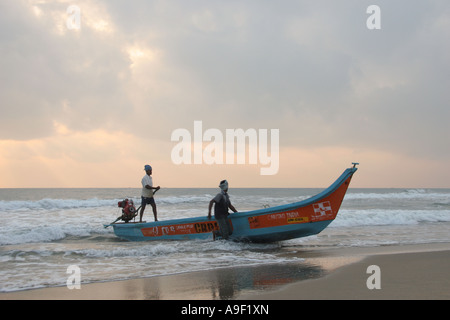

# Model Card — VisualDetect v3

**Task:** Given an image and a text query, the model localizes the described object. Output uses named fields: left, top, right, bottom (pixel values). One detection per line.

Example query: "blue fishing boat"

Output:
left=104, top=164, right=358, bottom=243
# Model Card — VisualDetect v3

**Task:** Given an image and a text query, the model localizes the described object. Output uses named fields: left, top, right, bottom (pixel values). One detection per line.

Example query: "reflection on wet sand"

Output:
left=119, top=258, right=332, bottom=300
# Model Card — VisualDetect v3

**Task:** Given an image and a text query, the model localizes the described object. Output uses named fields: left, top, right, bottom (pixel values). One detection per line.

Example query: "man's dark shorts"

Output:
left=141, top=196, right=155, bottom=206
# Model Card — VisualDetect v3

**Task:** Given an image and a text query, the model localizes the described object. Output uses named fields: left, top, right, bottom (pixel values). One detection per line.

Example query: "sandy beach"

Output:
left=1, top=243, right=449, bottom=300
left=239, top=245, right=450, bottom=300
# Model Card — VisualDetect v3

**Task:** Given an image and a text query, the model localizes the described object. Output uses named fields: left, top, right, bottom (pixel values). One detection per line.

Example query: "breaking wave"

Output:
left=332, top=209, right=450, bottom=228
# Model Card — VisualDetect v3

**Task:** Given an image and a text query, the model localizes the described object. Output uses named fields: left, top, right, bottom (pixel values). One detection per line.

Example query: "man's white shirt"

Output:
left=141, top=175, right=153, bottom=198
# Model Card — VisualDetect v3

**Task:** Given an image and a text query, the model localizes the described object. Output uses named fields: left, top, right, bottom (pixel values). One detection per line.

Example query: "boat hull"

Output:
left=106, top=166, right=357, bottom=243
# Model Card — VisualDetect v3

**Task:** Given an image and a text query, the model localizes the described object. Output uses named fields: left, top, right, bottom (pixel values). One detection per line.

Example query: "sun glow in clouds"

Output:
left=126, top=45, right=161, bottom=69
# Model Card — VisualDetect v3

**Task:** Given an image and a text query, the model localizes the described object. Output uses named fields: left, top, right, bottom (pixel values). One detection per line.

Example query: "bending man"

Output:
left=208, top=180, right=237, bottom=240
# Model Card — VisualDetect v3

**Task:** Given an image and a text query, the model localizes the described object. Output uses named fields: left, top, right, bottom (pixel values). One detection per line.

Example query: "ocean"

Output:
left=1, top=187, right=450, bottom=293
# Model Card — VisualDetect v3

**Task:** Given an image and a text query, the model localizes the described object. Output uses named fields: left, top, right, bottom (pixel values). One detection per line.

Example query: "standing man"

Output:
left=140, top=164, right=160, bottom=222
left=208, top=180, right=238, bottom=240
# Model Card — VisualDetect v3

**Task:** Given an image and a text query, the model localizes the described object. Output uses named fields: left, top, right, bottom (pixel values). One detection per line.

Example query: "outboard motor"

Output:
left=117, top=199, right=137, bottom=222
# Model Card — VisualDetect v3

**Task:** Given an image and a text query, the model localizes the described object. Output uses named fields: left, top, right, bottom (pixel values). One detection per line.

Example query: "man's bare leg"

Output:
left=139, top=204, right=146, bottom=222
left=151, top=203, right=158, bottom=221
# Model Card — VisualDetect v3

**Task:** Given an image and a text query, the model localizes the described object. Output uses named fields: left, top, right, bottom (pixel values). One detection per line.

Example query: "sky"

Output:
left=0, top=0, right=449, bottom=188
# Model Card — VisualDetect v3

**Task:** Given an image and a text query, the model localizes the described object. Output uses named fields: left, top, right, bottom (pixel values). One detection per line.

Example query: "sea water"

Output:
left=1, top=188, right=449, bottom=292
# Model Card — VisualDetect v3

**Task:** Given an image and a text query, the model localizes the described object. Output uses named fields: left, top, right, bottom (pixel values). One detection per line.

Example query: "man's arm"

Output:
left=228, top=203, right=238, bottom=213
left=207, top=200, right=215, bottom=219
left=145, top=185, right=160, bottom=190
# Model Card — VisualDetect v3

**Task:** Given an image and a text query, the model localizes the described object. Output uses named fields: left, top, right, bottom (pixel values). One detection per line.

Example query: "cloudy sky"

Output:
left=1, top=0, right=449, bottom=188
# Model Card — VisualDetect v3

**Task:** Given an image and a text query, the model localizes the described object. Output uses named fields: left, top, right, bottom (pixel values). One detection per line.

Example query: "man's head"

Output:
left=219, top=180, right=228, bottom=192
left=144, top=164, right=152, bottom=175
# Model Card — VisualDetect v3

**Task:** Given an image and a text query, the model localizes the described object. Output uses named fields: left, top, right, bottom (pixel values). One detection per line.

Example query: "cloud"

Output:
left=0, top=0, right=449, bottom=187
left=0, top=0, right=131, bottom=140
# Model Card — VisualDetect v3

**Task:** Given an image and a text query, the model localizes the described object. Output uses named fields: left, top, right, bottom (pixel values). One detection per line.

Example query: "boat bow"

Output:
left=229, top=165, right=358, bottom=242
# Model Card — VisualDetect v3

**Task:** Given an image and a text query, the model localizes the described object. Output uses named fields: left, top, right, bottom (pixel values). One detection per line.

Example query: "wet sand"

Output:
left=1, top=243, right=449, bottom=300
left=238, top=246, right=450, bottom=300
